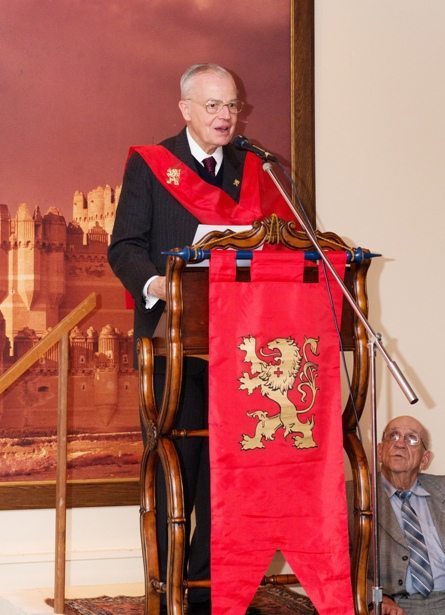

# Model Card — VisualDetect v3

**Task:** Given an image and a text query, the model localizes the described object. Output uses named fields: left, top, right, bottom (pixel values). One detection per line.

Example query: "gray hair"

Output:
left=180, top=63, right=234, bottom=98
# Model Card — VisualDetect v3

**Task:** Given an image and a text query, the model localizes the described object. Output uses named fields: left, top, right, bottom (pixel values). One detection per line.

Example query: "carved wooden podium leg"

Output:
left=140, top=443, right=162, bottom=615
left=342, top=260, right=373, bottom=615
left=161, top=438, right=187, bottom=615
left=138, top=336, right=187, bottom=615
left=138, top=336, right=163, bottom=615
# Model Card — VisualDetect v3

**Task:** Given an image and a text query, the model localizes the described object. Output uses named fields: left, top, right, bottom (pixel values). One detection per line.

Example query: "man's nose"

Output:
left=218, top=104, right=231, bottom=119
left=394, top=437, right=407, bottom=448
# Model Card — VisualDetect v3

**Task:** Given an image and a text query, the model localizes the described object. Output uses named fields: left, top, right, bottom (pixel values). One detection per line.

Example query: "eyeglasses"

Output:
left=382, top=430, right=426, bottom=448
left=186, top=99, right=244, bottom=115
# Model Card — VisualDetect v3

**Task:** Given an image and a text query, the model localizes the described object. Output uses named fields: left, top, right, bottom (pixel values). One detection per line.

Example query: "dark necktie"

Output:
left=202, top=156, right=216, bottom=176
left=396, top=490, right=434, bottom=596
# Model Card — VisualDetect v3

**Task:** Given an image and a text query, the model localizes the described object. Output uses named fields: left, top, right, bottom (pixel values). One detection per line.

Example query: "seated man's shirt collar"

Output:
left=381, top=473, right=431, bottom=498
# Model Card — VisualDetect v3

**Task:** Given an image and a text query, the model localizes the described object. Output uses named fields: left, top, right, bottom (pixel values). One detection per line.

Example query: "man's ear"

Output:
left=420, top=450, right=433, bottom=471
left=377, top=442, right=383, bottom=463
left=178, top=100, right=191, bottom=122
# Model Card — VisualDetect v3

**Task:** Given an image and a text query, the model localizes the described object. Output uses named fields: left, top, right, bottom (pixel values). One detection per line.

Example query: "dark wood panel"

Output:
left=291, top=0, right=315, bottom=226
left=0, top=478, right=140, bottom=510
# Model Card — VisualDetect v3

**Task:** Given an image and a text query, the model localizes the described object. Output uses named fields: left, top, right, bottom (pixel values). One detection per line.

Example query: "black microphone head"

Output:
left=232, top=135, right=249, bottom=149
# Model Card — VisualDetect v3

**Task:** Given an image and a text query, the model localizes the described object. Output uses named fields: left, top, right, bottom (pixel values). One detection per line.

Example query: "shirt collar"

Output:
left=186, top=128, right=223, bottom=173
left=381, top=473, right=431, bottom=498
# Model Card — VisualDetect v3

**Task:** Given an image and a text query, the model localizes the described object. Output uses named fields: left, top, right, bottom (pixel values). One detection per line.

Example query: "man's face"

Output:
left=178, top=71, right=238, bottom=154
left=378, top=416, right=431, bottom=481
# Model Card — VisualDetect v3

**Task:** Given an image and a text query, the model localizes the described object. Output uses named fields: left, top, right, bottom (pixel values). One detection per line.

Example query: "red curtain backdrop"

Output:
left=208, top=250, right=354, bottom=615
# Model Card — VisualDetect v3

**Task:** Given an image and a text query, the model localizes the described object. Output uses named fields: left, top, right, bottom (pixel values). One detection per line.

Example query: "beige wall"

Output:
left=315, top=0, right=445, bottom=473
left=1, top=0, right=444, bottom=593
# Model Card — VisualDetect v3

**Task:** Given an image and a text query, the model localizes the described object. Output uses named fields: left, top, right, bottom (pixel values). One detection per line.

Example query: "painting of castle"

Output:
left=0, top=184, right=144, bottom=483
left=0, top=0, right=293, bottom=491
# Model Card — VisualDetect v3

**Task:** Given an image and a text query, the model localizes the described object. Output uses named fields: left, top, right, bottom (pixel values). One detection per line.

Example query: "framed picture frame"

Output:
left=0, top=0, right=314, bottom=510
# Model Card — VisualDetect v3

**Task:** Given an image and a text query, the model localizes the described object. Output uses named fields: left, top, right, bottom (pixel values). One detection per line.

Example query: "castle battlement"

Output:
left=3, top=322, right=134, bottom=373
left=0, top=185, right=130, bottom=356
left=73, top=183, right=121, bottom=240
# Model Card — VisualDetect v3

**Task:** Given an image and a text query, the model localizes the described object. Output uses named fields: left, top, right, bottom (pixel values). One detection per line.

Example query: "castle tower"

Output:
left=66, top=221, right=84, bottom=251
left=33, top=206, right=43, bottom=240
left=97, top=324, right=120, bottom=367
left=85, top=326, right=98, bottom=366
left=69, top=326, right=87, bottom=371
left=41, top=207, right=66, bottom=318
left=15, top=203, right=39, bottom=310
left=87, top=222, right=108, bottom=245
left=14, top=326, right=39, bottom=361
left=103, top=184, right=116, bottom=238
left=94, top=325, right=120, bottom=425
left=0, top=204, right=10, bottom=304
left=0, top=311, right=6, bottom=373
left=0, top=205, right=67, bottom=351
left=72, top=190, right=88, bottom=239
left=87, top=186, right=105, bottom=233
left=115, top=184, right=122, bottom=206
left=119, top=330, right=134, bottom=372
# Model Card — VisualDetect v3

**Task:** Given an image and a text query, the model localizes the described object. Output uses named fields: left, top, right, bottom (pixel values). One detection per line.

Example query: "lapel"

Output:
left=377, top=478, right=407, bottom=547
left=220, top=144, right=244, bottom=202
left=168, top=128, right=198, bottom=171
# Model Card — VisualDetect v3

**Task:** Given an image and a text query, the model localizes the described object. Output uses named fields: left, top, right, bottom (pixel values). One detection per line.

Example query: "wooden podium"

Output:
left=137, top=216, right=372, bottom=615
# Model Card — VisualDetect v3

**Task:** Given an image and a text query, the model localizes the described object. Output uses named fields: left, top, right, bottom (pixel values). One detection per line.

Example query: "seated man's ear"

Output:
left=420, top=449, right=433, bottom=471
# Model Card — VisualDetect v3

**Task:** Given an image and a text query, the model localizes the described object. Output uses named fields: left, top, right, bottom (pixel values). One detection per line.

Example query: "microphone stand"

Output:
left=262, top=160, right=418, bottom=615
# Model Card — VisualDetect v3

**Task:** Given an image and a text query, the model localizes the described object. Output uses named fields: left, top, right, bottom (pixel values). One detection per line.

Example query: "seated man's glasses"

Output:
left=382, top=430, right=426, bottom=448
left=187, top=99, right=244, bottom=115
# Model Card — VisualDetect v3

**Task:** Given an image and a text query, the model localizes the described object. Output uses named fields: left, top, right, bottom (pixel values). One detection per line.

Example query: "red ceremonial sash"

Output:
left=208, top=250, right=354, bottom=615
left=130, top=145, right=295, bottom=225
left=123, top=144, right=296, bottom=308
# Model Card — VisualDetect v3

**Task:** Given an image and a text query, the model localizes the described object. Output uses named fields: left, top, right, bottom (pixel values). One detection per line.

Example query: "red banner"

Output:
left=208, top=250, right=354, bottom=615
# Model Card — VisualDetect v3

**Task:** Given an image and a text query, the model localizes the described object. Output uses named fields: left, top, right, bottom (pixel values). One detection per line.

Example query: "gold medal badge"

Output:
left=166, top=167, right=181, bottom=186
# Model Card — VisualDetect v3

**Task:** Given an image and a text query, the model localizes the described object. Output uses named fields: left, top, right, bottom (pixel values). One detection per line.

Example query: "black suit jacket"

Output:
left=108, top=127, right=247, bottom=345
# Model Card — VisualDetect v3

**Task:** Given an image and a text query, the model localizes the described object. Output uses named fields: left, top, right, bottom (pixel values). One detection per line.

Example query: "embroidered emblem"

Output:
left=233, top=179, right=240, bottom=187
left=166, top=168, right=181, bottom=186
left=238, top=335, right=319, bottom=450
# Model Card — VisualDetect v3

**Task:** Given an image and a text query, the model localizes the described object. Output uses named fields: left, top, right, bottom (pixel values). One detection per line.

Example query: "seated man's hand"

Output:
left=380, top=595, right=407, bottom=615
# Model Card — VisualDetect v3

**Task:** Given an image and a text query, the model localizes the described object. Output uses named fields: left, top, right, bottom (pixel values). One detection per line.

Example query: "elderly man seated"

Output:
left=353, top=415, right=445, bottom=615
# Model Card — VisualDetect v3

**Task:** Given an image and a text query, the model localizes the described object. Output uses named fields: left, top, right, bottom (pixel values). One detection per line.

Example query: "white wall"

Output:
left=1, top=0, right=444, bottom=593
left=0, top=506, right=143, bottom=591
left=315, top=0, right=445, bottom=472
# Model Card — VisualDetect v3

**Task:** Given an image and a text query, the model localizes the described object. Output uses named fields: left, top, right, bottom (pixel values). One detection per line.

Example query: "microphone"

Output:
left=232, top=135, right=278, bottom=162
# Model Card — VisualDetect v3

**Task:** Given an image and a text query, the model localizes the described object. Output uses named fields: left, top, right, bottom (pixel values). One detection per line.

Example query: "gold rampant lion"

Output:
left=238, top=335, right=319, bottom=450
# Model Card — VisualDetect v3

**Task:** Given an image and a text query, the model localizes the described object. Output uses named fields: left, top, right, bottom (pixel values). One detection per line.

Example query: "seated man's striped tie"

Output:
left=397, top=490, right=434, bottom=596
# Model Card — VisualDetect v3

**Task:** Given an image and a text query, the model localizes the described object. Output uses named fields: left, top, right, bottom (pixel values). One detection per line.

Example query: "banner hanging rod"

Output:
left=162, top=246, right=380, bottom=264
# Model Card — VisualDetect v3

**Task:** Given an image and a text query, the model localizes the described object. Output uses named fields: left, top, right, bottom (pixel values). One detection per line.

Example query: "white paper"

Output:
left=187, top=225, right=257, bottom=267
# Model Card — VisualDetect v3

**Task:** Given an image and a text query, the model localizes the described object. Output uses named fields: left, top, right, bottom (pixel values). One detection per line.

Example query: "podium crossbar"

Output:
left=162, top=246, right=380, bottom=264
